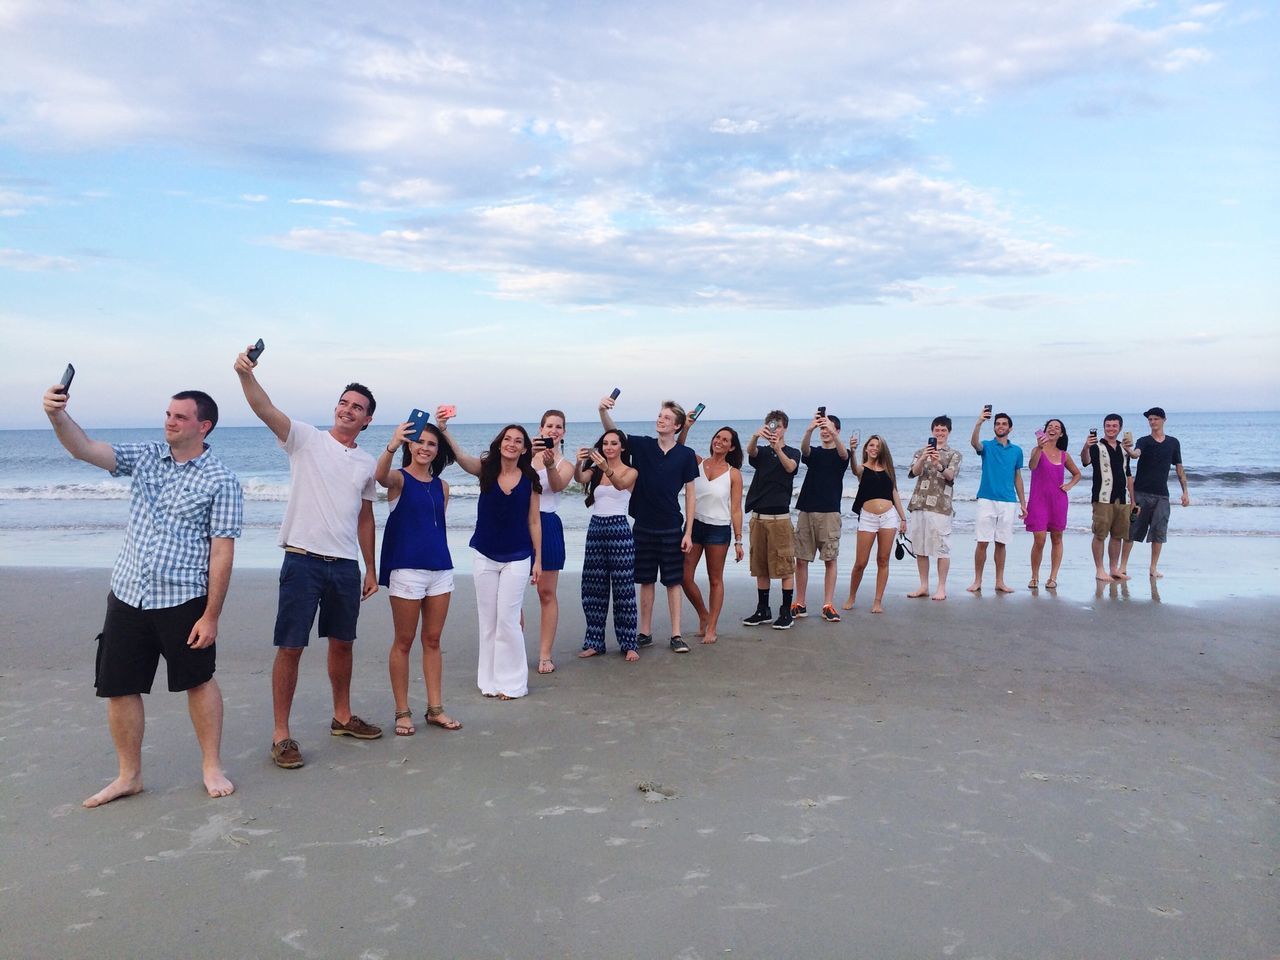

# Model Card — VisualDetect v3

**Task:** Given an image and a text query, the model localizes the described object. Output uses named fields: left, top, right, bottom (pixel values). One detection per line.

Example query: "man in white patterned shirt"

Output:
left=44, top=383, right=243, bottom=808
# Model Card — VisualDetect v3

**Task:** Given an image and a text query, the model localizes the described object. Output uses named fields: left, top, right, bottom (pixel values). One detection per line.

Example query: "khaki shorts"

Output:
left=749, top=514, right=796, bottom=578
left=794, top=511, right=842, bottom=562
left=1091, top=502, right=1131, bottom=541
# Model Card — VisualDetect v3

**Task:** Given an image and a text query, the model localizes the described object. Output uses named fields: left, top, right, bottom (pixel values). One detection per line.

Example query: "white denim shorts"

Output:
left=974, top=498, right=1018, bottom=544
left=857, top=508, right=901, bottom=533
left=388, top=568, right=455, bottom=600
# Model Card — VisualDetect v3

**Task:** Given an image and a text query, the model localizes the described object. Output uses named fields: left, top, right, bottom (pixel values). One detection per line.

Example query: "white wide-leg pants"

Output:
left=472, top=552, right=530, bottom=698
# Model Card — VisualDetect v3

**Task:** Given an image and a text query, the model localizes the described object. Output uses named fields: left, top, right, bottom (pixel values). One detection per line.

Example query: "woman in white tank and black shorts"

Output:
left=531, top=409, right=575, bottom=674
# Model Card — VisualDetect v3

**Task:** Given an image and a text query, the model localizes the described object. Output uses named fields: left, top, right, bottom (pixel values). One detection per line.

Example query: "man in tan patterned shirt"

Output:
left=906, top=415, right=963, bottom=601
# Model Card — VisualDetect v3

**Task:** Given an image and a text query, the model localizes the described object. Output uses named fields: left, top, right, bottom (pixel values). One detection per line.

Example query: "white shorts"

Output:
left=388, top=568, right=455, bottom=600
left=908, top=511, right=952, bottom=558
left=857, top=509, right=901, bottom=533
left=974, top=498, right=1017, bottom=544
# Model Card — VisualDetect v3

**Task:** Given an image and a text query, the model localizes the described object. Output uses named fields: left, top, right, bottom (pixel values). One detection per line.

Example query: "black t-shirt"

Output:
left=1132, top=435, right=1182, bottom=498
left=1088, top=439, right=1131, bottom=504
left=745, top=444, right=801, bottom=514
left=795, top=446, right=848, bottom=513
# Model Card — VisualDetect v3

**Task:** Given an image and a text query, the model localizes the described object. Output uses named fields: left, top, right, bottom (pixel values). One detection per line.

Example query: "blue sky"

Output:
left=2, top=0, right=1276, bottom=428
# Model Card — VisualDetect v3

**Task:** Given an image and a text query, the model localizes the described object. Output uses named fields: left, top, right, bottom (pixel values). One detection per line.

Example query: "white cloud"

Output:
left=0, top=247, right=78, bottom=271
left=241, top=193, right=268, bottom=202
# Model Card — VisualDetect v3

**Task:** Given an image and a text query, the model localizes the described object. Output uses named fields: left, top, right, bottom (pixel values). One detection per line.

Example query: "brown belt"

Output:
left=284, top=545, right=344, bottom=562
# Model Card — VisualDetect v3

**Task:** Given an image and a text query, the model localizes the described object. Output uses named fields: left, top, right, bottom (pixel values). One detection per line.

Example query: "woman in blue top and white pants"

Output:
left=375, top=419, right=463, bottom=735
left=438, top=409, right=542, bottom=700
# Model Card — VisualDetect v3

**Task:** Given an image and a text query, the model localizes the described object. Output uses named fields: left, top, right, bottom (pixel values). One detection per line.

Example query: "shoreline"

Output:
left=1, top=567, right=1277, bottom=957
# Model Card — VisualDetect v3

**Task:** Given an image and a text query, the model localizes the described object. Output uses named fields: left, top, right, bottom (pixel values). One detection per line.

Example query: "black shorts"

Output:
left=633, top=527, right=685, bottom=587
left=95, top=592, right=214, bottom=697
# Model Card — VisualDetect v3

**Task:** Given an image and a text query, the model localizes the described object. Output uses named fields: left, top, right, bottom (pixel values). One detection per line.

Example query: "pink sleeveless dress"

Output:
left=1025, top=451, right=1067, bottom=532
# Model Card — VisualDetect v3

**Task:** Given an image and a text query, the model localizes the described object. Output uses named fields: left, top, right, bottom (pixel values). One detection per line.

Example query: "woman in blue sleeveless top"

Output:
left=437, top=410, right=543, bottom=700
left=375, top=420, right=462, bottom=735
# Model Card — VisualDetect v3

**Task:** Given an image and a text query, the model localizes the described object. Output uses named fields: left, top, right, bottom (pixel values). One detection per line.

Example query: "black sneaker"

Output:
left=669, top=635, right=690, bottom=653
left=636, top=633, right=653, bottom=647
left=771, top=608, right=795, bottom=630
left=790, top=602, right=808, bottom=618
left=742, top=609, right=772, bottom=626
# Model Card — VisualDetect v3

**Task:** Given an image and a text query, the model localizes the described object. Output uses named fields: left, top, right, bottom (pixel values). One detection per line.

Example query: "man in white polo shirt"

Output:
left=235, top=346, right=382, bottom=770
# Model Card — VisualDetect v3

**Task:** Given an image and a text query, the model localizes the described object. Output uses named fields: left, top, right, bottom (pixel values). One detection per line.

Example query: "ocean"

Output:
left=2, top=412, right=1276, bottom=570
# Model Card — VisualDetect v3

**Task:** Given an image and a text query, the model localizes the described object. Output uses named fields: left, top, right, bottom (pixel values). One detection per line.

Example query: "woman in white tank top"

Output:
left=682, top=427, right=744, bottom=644
left=530, top=410, right=575, bottom=675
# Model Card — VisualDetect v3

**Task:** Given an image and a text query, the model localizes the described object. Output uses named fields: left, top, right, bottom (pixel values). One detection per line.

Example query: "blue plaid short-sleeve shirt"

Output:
left=109, top=442, right=244, bottom=609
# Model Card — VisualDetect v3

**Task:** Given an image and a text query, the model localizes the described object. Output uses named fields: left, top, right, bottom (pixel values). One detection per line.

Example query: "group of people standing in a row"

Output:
left=40, top=345, right=1189, bottom=807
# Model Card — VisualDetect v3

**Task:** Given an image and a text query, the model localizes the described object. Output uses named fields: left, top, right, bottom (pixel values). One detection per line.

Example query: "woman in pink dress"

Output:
left=1025, top=419, right=1081, bottom=590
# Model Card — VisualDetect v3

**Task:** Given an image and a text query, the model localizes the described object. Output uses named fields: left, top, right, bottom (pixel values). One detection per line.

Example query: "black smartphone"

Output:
left=609, top=387, right=621, bottom=400
left=532, top=437, right=553, bottom=450
left=56, top=363, right=75, bottom=395
left=407, top=408, right=429, bottom=442
left=817, top=405, right=826, bottom=417
left=247, top=338, right=265, bottom=362
left=927, top=436, right=938, bottom=449
left=1089, top=427, right=1098, bottom=440
left=983, top=404, right=992, bottom=414
left=690, top=402, right=706, bottom=422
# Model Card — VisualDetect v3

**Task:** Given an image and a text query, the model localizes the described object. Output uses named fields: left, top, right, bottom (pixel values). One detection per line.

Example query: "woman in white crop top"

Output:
left=530, top=409, right=576, bottom=675
left=682, top=427, right=744, bottom=644
left=574, top=430, right=641, bottom=660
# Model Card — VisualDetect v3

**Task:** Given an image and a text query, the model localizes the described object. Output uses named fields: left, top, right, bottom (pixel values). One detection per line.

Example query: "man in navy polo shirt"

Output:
left=599, top=395, right=698, bottom=653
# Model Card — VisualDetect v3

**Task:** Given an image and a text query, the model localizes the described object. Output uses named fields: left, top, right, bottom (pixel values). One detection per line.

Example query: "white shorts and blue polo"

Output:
left=974, top=439, right=1024, bottom=545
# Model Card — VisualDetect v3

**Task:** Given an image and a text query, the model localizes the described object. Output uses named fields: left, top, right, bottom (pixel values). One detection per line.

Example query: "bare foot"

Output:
left=966, top=581, right=981, bottom=593
left=695, top=616, right=709, bottom=638
left=842, top=595, right=856, bottom=610
left=83, top=775, right=143, bottom=809
left=931, top=589, right=947, bottom=601
left=870, top=601, right=884, bottom=614
left=1110, top=569, right=1130, bottom=581
left=701, top=632, right=717, bottom=644
left=577, top=648, right=600, bottom=658
left=624, top=650, right=639, bottom=662
left=1150, top=570, right=1163, bottom=579
left=994, top=582, right=1015, bottom=594
left=204, top=768, right=235, bottom=799
left=537, top=658, right=556, bottom=674
left=907, top=589, right=929, bottom=599
left=1095, top=571, right=1115, bottom=582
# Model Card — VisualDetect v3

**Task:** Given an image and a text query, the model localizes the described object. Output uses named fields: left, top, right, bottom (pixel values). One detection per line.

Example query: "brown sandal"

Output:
left=394, top=710, right=415, bottom=736
left=425, top=705, right=462, bottom=730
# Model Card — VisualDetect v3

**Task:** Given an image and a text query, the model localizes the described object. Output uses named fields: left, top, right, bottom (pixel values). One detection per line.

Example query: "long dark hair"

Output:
left=709, top=426, right=743, bottom=469
left=398, top=423, right=455, bottom=472
left=584, top=429, right=631, bottom=508
left=478, top=424, right=543, bottom=494
left=1043, top=419, right=1069, bottom=451
left=861, top=434, right=897, bottom=488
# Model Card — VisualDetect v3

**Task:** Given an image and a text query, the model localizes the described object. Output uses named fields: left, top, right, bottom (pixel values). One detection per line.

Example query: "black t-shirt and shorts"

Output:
left=745, top=444, right=801, bottom=579
left=794, top=446, right=848, bottom=562
left=1129, top=435, right=1182, bottom=544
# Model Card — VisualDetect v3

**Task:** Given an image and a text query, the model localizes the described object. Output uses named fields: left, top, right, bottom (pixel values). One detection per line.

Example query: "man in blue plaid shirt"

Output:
left=44, top=382, right=243, bottom=808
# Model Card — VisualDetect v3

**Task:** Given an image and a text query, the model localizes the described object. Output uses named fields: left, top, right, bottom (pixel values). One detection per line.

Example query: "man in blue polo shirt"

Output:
left=44, top=382, right=243, bottom=808
left=599, top=395, right=698, bottom=653
left=967, top=407, right=1026, bottom=594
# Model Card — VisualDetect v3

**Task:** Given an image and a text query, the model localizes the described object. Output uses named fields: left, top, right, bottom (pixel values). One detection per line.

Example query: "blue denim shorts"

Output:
left=273, top=551, right=362, bottom=648
left=691, top=519, right=732, bottom=546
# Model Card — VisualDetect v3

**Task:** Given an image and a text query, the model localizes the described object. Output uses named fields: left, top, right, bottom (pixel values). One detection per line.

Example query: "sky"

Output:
left=2, top=0, right=1277, bottom=429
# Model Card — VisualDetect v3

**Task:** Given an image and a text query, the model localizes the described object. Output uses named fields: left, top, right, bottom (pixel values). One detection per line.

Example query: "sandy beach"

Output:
left=1, top=563, right=1277, bottom=959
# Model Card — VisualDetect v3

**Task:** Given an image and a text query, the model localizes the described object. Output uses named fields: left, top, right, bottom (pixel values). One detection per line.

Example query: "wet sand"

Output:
left=1, top=565, right=1277, bottom=959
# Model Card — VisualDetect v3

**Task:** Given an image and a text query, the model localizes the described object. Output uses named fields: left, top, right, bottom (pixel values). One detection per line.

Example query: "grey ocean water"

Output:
left=2, top=412, right=1277, bottom=569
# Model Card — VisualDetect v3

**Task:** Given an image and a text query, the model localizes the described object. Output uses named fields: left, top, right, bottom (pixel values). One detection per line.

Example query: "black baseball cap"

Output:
left=1142, top=406, right=1166, bottom=419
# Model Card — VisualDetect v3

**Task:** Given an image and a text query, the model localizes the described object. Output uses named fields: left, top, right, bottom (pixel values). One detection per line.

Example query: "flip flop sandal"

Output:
left=425, top=705, right=462, bottom=731
left=394, top=710, right=416, bottom=736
